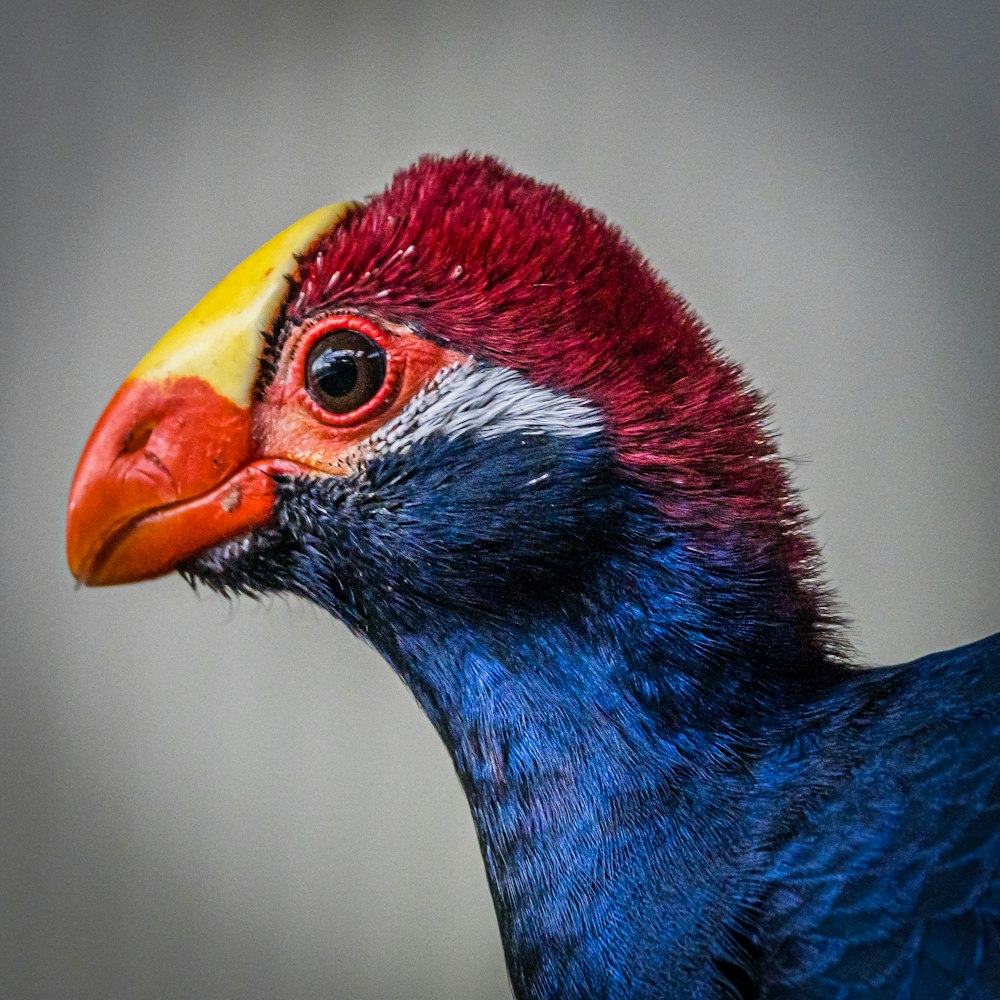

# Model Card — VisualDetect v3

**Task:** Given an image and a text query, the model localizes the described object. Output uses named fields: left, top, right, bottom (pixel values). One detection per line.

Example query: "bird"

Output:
left=66, top=153, right=1000, bottom=999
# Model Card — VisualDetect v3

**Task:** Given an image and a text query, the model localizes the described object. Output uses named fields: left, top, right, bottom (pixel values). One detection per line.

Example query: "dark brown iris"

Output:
left=305, top=329, right=387, bottom=415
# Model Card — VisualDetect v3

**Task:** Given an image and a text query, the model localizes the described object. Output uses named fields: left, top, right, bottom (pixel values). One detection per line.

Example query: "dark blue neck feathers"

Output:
left=368, top=510, right=851, bottom=1000
left=267, top=428, right=859, bottom=999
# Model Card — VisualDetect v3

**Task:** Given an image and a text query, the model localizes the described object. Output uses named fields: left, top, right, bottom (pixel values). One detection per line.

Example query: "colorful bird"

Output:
left=67, top=155, right=1000, bottom=999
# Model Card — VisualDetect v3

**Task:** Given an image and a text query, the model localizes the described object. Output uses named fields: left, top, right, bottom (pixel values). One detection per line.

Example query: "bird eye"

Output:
left=305, top=329, right=387, bottom=415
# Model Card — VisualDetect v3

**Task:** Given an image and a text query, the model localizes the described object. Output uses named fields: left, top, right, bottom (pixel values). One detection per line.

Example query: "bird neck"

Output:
left=373, top=540, right=855, bottom=1000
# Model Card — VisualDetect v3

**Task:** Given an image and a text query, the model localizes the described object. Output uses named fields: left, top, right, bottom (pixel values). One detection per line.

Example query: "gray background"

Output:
left=2, top=2, right=998, bottom=998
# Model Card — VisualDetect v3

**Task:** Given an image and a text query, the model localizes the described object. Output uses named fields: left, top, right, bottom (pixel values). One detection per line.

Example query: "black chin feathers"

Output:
left=184, top=423, right=623, bottom=633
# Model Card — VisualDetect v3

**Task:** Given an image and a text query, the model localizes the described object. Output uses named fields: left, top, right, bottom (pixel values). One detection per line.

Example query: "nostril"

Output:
left=121, top=421, right=154, bottom=455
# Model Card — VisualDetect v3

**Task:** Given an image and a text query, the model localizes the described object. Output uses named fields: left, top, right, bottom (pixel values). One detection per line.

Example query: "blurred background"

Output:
left=2, top=2, right=998, bottom=997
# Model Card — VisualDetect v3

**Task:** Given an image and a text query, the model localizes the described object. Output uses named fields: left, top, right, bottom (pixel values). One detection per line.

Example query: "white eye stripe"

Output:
left=365, top=361, right=603, bottom=456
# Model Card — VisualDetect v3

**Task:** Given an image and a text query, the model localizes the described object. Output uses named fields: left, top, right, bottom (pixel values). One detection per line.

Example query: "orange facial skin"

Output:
left=256, top=314, right=464, bottom=475
left=67, top=315, right=465, bottom=586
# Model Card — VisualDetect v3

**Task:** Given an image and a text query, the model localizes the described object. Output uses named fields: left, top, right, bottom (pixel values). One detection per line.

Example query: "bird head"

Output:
left=68, top=154, right=835, bottom=681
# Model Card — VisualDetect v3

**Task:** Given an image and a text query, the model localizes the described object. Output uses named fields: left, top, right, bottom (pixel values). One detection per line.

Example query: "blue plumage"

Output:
left=762, top=634, right=1000, bottom=998
left=191, top=404, right=1000, bottom=998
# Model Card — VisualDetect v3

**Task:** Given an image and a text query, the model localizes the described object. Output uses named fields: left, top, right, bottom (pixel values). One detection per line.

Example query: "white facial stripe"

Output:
left=366, top=361, right=603, bottom=457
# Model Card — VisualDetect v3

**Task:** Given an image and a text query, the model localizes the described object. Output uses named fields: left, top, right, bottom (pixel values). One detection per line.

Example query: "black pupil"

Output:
left=306, top=330, right=387, bottom=414
left=316, top=348, right=362, bottom=397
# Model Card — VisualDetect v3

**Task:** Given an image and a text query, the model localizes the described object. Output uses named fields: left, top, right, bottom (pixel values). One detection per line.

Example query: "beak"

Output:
left=67, top=203, right=354, bottom=585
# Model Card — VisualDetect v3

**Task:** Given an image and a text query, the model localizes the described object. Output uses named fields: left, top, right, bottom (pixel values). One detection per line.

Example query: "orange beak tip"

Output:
left=66, top=376, right=276, bottom=587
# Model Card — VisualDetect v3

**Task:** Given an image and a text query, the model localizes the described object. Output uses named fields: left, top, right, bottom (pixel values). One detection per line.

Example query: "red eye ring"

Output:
left=290, top=314, right=402, bottom=426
